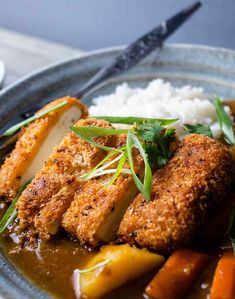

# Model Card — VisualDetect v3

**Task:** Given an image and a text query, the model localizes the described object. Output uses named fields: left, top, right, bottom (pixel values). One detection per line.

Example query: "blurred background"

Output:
left=0, top=0, right=235, bottom=51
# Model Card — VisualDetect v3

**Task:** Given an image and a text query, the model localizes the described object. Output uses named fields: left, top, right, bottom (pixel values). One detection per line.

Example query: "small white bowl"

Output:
left=0, top=60, right=6, bottom=88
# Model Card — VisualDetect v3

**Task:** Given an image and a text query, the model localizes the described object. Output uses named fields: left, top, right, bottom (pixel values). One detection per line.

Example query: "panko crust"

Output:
left=17, top=118, right=115, bottom=240
left=62, top=144, right=144, bottom=247
left=0, top=97, right=87, bottom=201
left=118, top=134, right=235, bottom=253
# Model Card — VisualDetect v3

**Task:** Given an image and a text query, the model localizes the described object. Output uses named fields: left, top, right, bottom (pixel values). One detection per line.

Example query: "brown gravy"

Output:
left=0, top=201, right=231, bottom=299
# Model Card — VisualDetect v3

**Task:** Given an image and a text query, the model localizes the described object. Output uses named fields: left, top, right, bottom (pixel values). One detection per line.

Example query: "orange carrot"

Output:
left=145, top=249, right=209, bottom=299
left=210, top=252, right=235, bottom=299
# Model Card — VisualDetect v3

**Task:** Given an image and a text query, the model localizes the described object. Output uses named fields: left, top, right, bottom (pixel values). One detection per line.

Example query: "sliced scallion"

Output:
left=214, top=96, right=235, bottom=145
left=126, top=132, right=152, bottom=202
left=75, top=259, right=111, bottom=274
left=71, top=126, right=125, bottom=153
left=3, top=101, right=68, bottom=137
left=91, top=116, right=178, bottom=126
left=0, top=180, right=31, bottom=234
left=106, top=150, right=128, bottom=186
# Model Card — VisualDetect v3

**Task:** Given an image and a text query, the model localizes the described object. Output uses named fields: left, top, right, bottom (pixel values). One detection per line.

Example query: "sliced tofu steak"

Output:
left=0, top=97, right=87, bottom=201
left=62, top=141, right=144, bottom=247
left=17, top=118, right=115, bottom=240
left=118, top=134, right=235, bottom=253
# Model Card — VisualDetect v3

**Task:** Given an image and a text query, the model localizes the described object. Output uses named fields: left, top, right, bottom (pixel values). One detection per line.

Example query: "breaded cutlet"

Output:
left=17, top=118, right=115, bottom=240
left=62, top=141, right=144, bottom=247
left=118, top=134, right=235, bottom=253
left=0, top=97, right=87, bottom=202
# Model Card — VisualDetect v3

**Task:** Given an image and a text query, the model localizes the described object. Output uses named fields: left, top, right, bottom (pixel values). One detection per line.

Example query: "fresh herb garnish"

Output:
left=184, top=124, right=213, bottom=138
left=79, top=151, right=118, bottom=180
left=135, top=122, right=176, bottom=168
left=2, top=101, right=68, bottom=137
left=0, top=180, right=31, bottom=234
left=91, top=116, right=178, bottom=126
left=106, top=150, right=128, bottom=186
left=75, top=259, right=111, bottom=273
left=72, top=118, right=177, bottom=202
left=214, top=96, right=235, bottom=145
left=71, top=126, right=127, bottom=153
left=126, top=132, right=152, bottom=202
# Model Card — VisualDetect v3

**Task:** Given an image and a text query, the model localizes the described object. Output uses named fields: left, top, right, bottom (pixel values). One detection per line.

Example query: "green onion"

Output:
left=75, top=259, right=111, bottom=273
left=126, top=132, right=152, bottom=202
left=79, top=151, right=117, bottom=180
left=91, top=116, right=178, bottom=126
left=106, top=150, right=128, bottom=186
left=214, top=96, right=235, bottom=145
left=71, top=126, right=129, bottom=137
left=0, top=180, right=31, bottom=234
left=84, top=168, right=131, bottom=179
left=71, top=126, right=126, bottom=153
left=184, top=123, right=213, bottom=138
left=2, top=101, right=68, bottom=137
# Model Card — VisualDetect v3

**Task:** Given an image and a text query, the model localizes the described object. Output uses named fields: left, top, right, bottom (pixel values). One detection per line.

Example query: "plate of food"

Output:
left=1, top=6, right=235, bottom=299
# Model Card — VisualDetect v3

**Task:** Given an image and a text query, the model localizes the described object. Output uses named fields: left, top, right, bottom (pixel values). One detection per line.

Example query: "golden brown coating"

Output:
left=0, top=97, right=87, bottom=201
left=62, top=144, right=144, bottom=247
left=118, top=134, right=235, bottom=253
left=17, top=118, right=115, bottom=240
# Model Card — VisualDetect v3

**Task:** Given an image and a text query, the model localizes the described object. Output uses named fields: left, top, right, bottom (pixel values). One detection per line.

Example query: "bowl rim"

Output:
left=1, top=43, right=235, bottom=100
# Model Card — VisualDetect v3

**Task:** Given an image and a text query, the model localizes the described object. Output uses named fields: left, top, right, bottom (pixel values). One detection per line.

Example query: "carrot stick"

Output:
left=145, top=249, right=210, bottom=299
left=210, top=252, right=235, bottom=299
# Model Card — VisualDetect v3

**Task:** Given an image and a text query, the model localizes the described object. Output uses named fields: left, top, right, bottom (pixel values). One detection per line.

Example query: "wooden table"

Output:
left=0, top=28, right=84, bottom=87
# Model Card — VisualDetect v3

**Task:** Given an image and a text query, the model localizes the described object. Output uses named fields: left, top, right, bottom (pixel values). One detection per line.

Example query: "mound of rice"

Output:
left=89, top=79, right=231, bottom=139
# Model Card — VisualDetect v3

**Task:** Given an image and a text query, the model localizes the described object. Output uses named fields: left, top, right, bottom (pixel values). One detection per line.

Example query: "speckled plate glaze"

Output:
left=0, top=44, right=235, bottom=299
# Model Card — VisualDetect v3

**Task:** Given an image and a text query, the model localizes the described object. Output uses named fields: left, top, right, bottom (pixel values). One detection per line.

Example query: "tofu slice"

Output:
left=17, top=118, right=115, bottom=240
left=62, top=145, right=144, bottom=247
left=0, top=97, right=87, bottom=201
left=118, top=134, right=235, bottom=253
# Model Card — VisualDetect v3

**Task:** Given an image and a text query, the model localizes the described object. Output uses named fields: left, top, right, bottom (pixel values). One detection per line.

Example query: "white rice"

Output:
left=89, top=79, right=231, bottom=139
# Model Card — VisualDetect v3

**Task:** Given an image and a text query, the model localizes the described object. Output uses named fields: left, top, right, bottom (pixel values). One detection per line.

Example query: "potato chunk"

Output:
left=76, top=244, right=164, bottom=298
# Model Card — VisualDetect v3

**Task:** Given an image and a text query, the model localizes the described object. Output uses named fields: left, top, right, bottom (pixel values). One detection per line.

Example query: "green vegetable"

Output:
left=126, top=132, right=152, bottom=202
left=71, top=126, right=124, bottom=153
left=71, top=126, right=129, bottom=137
left=75, top=259, right=111, bottom=273
left=73, top=118, right=176, bottom=202
left=91, top=116, right=178, bottom=126
left=2, top=101, right=68, bottom=137
left=135, top=122, right=175, bottom=168
left=0, top=180, right=31, bottom=234
left=214, top=96, right=235, bottom=145
left=79, top=151, right=117, bottom=180
left=184, top=124, right=213, bottom=137
left=107, top=150, right=128, bottom=186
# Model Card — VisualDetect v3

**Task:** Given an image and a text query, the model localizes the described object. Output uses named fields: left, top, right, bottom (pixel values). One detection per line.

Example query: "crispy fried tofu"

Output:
left=0, top=97, right=87, bottom=201
left=17, top=118, right=115, bottom=240
left=62, top=145, right=144, bottom=247
left=118, top=134, right=235, bottom=253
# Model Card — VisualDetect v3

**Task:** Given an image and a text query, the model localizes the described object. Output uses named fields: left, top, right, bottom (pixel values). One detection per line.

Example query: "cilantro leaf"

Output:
left=134, top=122, right=175, bottom=168
left=184, top=123, right=213, bottom=137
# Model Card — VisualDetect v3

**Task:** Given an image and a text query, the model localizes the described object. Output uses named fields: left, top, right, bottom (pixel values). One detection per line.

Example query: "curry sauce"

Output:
left=0, top=200, right=231, bottom=299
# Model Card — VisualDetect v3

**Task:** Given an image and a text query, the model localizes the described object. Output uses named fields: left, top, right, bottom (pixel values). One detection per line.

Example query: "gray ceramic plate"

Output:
left=0, top=44, right=235, bottom=299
